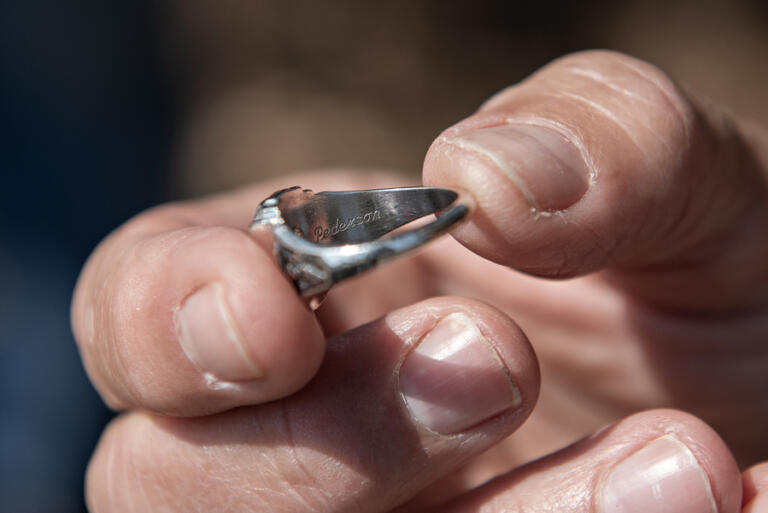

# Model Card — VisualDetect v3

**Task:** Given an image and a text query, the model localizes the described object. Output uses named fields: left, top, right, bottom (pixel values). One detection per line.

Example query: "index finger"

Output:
left=72, top=171, right=391, bottom=416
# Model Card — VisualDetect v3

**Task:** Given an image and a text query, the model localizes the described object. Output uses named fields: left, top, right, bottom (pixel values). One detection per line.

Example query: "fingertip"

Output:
left=390, top=297, right=540, bottom=435
left=176, top=226, right=325, bottom=393
left=79, top=223, right=325, bottom=416
left=601, top=409, right=742, bottom=513
left=158, top=225, right=326, bottom=410
left=664, top=410, right=742, bottom=513
left=423, top=115, right=603, bottom=278
left=743, top=462, right=768, bottom=506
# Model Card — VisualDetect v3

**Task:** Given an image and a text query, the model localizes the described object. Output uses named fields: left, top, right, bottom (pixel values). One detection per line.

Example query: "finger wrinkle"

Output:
left=564, top=66, right=662, bottom=108
left=132, top=457, right=157, bottom=513
left=81, top=301, right=97, bottom=350
left=561, top=66, right=687, bottom=159
left=279, top=402, right=327, bottom=501
left=575, top=217, right=621, bottom=269
left=100, top=428, right=119, bottom=512
left=556, top=91, right=645, bottom=155
left=105, top=268, right=149, bottom=407
left=99, top=419, right=155, bottom=513
left=262, top=403, right=338, bottom=511
left=615, top=57, right=692, bottom=141
left=236, top=485, right=282, bottom=512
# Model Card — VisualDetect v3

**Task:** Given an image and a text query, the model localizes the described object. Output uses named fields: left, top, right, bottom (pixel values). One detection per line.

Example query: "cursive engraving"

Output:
left=314, top=209, right=381, bottom=241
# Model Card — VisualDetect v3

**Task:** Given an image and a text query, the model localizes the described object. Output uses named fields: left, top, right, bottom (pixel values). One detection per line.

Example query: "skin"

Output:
left=73, top=51, right=768, bottom=512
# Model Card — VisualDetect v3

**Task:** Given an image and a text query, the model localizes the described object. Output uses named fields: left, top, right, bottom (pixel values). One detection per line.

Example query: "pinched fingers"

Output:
left=71, top=172, right=400, bottom=416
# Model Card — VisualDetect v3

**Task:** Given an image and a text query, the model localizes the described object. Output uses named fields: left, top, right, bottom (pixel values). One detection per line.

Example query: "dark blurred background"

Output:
left=2, top=1, right=767, bottom=511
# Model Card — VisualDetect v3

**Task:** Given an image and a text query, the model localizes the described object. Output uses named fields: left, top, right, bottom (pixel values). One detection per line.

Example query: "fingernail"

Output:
left=448, top=123, right=591, bottom=211
left=175, top=283, right=263, bottom=382
left=398, top=312, right=521, bottom=434
left=601, top=435, right=718, bottom=513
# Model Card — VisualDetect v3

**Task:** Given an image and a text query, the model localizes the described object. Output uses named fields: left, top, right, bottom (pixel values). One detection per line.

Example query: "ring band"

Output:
left=250, top=186, right=471, bottom=298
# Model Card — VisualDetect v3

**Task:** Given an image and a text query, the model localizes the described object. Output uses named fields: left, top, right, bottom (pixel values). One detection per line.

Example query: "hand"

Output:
left=74, top=51, right=768, bottom=512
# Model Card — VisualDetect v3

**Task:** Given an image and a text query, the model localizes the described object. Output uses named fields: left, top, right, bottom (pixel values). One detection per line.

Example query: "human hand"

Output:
left=74, top=51, right=768, bottom=512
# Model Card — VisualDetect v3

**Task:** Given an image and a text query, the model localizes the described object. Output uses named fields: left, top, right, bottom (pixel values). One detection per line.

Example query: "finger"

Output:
left=424, top=50, right=768, bottom=311
left=743, top=462, right=768, bottom=512
left=434, top=409, right=741, bottom=513
left=71, top=170, right=401, bottom=416
left=85, top=297, right=540, bottom=513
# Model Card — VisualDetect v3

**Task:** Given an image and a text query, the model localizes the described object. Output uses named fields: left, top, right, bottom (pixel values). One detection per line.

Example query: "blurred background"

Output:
left=2, top=1, right=767, bottom=511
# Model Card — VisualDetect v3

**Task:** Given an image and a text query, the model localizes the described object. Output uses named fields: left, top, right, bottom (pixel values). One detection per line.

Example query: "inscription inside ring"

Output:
left=314, top=209, right=381, bottom=241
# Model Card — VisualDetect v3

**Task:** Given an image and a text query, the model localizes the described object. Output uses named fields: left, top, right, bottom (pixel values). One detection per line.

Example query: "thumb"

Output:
left=424, top=50, right=768, bottom=312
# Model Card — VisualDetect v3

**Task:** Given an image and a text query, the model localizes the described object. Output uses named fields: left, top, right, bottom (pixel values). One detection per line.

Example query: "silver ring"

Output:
left=250, top=186, right=471, bottom=298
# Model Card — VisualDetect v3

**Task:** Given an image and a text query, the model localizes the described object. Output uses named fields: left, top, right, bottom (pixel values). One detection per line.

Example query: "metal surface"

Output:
left=250, top=186, right=470, bottom=297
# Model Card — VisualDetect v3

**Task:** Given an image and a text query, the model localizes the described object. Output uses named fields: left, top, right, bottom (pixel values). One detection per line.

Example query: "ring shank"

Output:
left=251, top=186, right=470, bottom=297
left=280, top=187, right=460, bottom=244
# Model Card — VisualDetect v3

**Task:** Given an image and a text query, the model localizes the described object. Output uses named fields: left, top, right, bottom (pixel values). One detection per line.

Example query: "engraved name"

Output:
left=314, top=209, right=381, bottom=241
